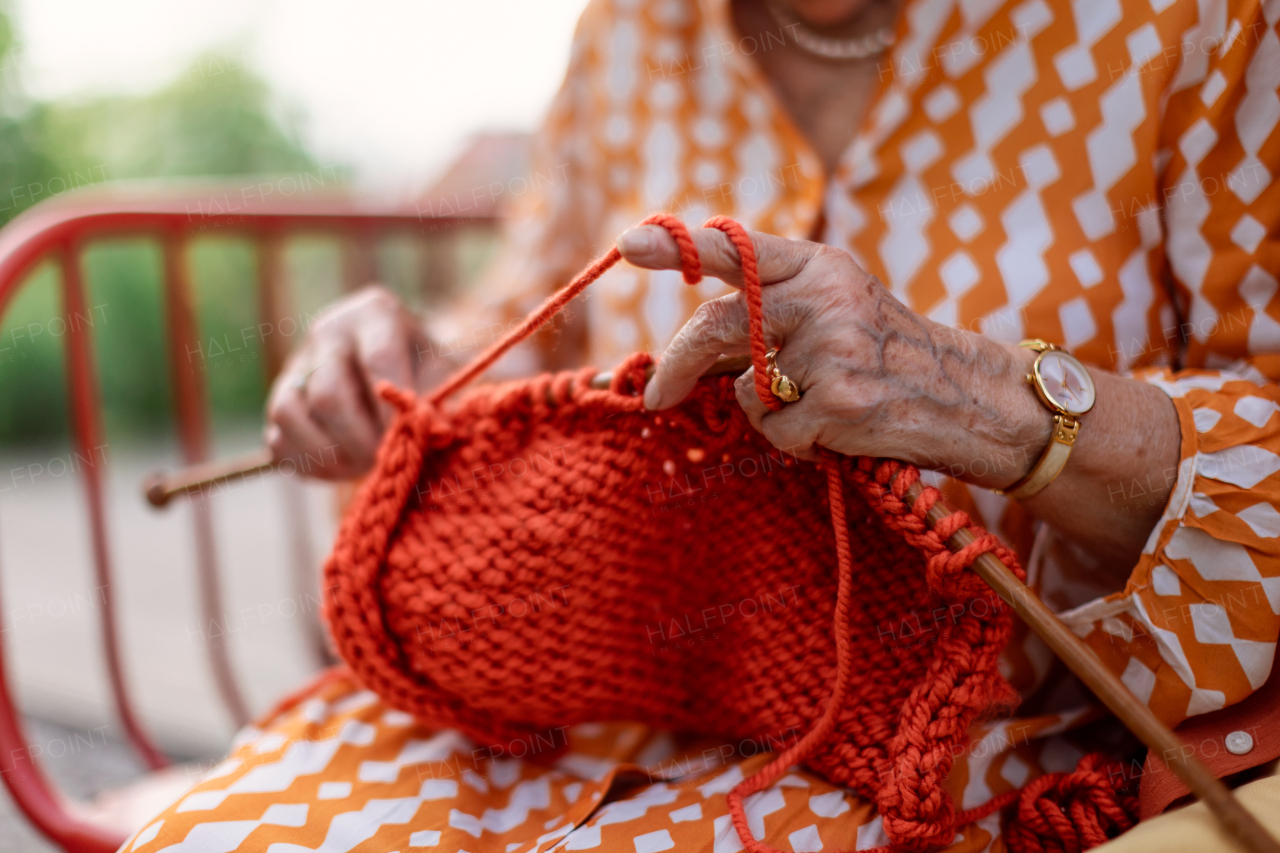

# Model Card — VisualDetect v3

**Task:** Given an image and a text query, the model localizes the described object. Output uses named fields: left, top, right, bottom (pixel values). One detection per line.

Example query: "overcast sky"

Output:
left=11, top=0, right=590, bottom=198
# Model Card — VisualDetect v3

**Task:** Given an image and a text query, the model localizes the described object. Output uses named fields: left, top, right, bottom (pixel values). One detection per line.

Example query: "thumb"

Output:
left=617, top=223, right=820, bottom=288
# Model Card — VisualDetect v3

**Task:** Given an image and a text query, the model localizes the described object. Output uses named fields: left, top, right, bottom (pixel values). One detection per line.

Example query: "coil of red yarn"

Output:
left=323, top=214, right=1135, bottom=852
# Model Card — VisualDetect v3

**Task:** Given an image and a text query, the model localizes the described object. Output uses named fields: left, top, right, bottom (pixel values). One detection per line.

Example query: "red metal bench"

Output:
left=0, top=183, right=492, bottom=852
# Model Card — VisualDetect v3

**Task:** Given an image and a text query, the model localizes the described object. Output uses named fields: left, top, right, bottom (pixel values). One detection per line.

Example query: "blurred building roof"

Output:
left=415, top=132, right=531, bottom=219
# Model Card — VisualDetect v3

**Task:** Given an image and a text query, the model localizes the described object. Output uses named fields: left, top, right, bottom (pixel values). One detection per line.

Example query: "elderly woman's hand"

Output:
left=265, top=285, right=445, bottom=480
left=618, top=221, right=1184, bottom=569
left=616, top=223, right=1049, bottom=490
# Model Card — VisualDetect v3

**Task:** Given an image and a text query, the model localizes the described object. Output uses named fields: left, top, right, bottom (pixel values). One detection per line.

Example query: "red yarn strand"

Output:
left=701, top=214, right=782, bottom=411
left=726, top=448, right=859, bottom=853
left=426, top=246, right=621, bottom=406
left=426, top=213, right=702, bottom=407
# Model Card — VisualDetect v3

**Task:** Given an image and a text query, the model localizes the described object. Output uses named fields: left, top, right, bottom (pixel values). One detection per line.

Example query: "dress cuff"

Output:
left=1054, top=364, right=1280, bottom=727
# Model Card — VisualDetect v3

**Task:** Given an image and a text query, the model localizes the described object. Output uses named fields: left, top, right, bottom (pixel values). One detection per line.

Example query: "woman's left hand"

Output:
left=616, top=223, right=1048, bottom=490
left=618, top=221, right=1185, bottom=571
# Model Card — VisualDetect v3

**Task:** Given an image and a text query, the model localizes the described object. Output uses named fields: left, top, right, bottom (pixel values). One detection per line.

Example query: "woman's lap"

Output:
left=122, top=671, right=998, bottom=852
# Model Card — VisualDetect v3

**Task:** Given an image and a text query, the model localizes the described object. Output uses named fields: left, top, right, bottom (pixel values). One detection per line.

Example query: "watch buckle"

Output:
left=1053, top=415, right=1080, bottom=443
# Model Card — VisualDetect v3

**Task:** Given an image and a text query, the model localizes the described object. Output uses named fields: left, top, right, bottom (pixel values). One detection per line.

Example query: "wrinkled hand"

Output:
left=266, top=286, right=445, bottom=480
left=616, top=225, right=1046, bottom=487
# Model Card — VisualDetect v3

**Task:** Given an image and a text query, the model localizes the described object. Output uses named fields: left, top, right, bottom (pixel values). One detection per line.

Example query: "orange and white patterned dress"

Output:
left=127, top=0, right=1280, bottom=850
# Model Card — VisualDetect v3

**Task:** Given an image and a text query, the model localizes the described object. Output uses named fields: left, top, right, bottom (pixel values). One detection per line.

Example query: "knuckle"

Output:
left=814, top=250, right=864, bottom=285
left=707, top=240, right=743, bottom=277
left=315, top=285, right=400, bottom=331
left=759, top=287, right=791, bottom=324
left=363, top=332, right=410, bottom=369
left=361, top=346, right=402, bottom=379
left=690, top=299, right=720, bottom=329
left=690, top=297, right=735, bottom=346
left=309, top=311, right=342, bottom=338
left=265, top=398, right=287, bottom=426
left=266, top=385, right=302, bottom=422
left=265, top=384, right=288, bottom=413
left=358, top=284, right=401, bottom=312
left=265, top=427, right=288, bottom=457
left=760, top=422, right=788, bottom=451
left=276, top=350, right=311, bottom=381
left=307, top=383, right=345, bottom=422
left=810, top=243, right=841, bottom=262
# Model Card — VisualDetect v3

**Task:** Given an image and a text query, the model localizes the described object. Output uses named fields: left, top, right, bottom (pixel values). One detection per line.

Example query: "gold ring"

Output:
left=765, top=348, right=800, bottom=403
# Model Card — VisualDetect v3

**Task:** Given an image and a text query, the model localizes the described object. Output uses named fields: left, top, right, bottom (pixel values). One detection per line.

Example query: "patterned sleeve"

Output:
left=1057, top=2, right=1280, bottom=728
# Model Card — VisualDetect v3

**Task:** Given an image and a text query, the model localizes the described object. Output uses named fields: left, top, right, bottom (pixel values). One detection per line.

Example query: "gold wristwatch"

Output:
left=995, top=339, right=1096, bottom=501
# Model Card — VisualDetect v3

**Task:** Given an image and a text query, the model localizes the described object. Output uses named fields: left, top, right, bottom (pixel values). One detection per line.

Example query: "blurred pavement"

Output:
left=0, top=429, right=339, bottom=848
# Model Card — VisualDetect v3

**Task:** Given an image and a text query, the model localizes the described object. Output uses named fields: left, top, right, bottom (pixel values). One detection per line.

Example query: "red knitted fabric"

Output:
left=323, top=214, right=1132, bottom=852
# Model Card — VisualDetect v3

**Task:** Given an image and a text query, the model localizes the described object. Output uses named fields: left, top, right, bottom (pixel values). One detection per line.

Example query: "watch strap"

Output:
left=996, top=415, right=1079, bottom=500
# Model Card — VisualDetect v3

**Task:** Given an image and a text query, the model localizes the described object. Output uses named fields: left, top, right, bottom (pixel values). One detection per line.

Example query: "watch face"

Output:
left=1037, top=351, right=1096, bottom=414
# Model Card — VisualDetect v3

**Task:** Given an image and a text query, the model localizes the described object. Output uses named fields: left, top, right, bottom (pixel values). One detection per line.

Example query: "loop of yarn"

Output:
left=645, top=211, right=703, bottom=285
left=1004, top=754, right=1138, bottom=853
left=323, top=214, right=1135, bottom=853
left=848, top=458, right=1023, bottom=602
left=609, top=351, right=653, bottom=397
left=702, top=215, right=778, bottom=411
left=376, top=380, right=420, bottom=413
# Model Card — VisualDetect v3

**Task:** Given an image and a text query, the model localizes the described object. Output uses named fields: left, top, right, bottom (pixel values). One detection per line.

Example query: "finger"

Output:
left=266, top=391, right=357, bottom=479
left=645, top=293, right=749, bottom=410
left=352, top=304, right=417, bottom=426
left=303, top=355, right=383, bottom=471
left=265, top=357, right=316, bottom=454
left=734, top=368, right=770, bottom=435
left=734, top=360, right=820, bottom=460
left=410, top=325, right=453, bottom=392
left=617, top=223, right=821, bottom=287
left=755, top=398, right=822, bottom=462
left=647, top=277, right=809, bottom=410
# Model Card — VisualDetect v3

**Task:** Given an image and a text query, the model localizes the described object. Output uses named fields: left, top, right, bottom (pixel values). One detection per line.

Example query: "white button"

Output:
left=1225, top=730, right=1254, bottom=755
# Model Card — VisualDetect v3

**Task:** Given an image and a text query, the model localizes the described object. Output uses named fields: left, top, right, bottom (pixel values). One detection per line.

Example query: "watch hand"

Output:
left=1064, top=372, right=1085, bottom=404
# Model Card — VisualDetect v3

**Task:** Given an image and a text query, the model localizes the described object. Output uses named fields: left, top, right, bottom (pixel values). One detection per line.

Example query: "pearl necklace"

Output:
left=765, top=1, right=896, bottom=62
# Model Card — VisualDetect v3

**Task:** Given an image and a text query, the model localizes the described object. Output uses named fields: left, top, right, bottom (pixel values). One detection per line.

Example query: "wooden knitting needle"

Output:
left=900, top=478, right=1280, bottom=853
left=587, top=353, right=751, bottom=391
left=144, top=449, right=275, bottom=507
left=141, top=356, right=756, bottom=507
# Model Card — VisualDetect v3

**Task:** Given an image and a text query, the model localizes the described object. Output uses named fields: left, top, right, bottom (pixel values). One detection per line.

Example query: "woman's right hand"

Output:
left=265, top=285, right=441, bottom=480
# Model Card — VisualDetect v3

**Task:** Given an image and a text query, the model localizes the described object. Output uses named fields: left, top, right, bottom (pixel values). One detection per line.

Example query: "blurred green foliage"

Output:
left=186, top=238, right=269, bottom=431
left=0, top=4, right=339, bottom=446
left=27, top=52, right=315, bottom=191
left=0, top=262, right=66, bottom=442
